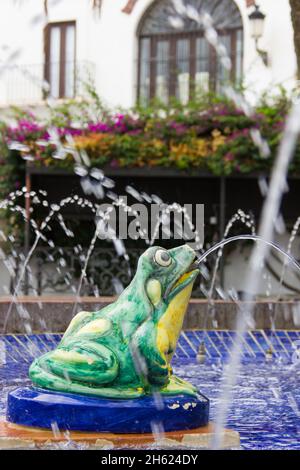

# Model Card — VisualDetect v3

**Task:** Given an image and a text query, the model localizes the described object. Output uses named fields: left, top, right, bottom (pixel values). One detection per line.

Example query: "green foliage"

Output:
left=0, top=89, right=299, bottom=244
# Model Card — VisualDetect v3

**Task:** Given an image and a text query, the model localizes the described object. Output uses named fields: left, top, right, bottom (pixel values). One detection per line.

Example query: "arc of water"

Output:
left=276, top=216, right=300, bottom=302
left=203, top=211, right=256, bottom=329
left=2, top=196, right=102, bottom=333
left=149, top=202, right=203, bottom=251
left=196, top=235, right=300, bottom=274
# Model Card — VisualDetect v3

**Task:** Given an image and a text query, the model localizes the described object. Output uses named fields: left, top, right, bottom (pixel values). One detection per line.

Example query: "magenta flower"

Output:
left=224, top=152, right=234, bottom=162
left=110, top=159, right=119, bottom=168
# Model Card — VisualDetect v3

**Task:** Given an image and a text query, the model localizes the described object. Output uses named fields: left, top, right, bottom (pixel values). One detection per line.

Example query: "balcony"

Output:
left=0, top=61, right=95, bottom=107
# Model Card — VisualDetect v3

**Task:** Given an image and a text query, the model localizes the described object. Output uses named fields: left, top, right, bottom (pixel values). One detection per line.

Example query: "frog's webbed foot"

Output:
left=29, top=339, right=119, bottom=393
left=160, top=375, right=198, bottom=397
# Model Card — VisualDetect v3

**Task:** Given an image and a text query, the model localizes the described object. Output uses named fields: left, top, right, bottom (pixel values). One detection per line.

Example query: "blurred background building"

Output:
left=0, top=0, right=297, bottom=110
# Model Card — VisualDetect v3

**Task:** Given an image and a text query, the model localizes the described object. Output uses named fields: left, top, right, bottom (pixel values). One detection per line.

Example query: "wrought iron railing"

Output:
left=12, top=247, right=203, bottom=297
left=0, top=61, right=95, bottom=106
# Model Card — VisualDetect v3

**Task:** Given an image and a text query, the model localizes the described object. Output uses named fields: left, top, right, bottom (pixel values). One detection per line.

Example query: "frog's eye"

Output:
left=154, top=249, right=172, bottom=267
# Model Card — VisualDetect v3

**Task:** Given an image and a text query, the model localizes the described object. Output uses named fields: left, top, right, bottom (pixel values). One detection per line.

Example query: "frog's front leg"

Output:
left=29, top=339, right=119, bottom=390
left=132, top=323, right=170, bottom=388
left=161, top=375, right=198, bottom=397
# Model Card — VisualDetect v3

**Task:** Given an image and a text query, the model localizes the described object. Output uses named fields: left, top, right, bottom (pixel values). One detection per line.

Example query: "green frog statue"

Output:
left=29, top=245, right=199, bottom=399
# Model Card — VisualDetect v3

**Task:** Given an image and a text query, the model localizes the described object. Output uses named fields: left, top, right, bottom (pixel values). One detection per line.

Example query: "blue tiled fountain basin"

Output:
left=1, top=330, right=300, bottom=449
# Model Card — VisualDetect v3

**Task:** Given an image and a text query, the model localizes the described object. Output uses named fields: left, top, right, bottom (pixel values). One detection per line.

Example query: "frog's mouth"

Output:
left=166, top=261, right=199, bottom=301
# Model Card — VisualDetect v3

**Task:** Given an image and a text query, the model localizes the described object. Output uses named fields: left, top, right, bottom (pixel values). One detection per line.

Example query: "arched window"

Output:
left=137, top=0, right=243, bottom=104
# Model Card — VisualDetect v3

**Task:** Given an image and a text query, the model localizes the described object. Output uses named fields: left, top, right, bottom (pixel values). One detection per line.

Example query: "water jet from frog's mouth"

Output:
left=195, top=234, right=300, bottom=275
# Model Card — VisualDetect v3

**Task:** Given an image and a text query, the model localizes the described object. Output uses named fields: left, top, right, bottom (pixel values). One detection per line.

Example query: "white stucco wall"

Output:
left=0, top=0, right=297, bottom=108
left=242, top=0, right=297, bottom=101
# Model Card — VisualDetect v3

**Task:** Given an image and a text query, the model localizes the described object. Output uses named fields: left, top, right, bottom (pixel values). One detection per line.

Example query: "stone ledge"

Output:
left=0, top=296, right=299, bottom=332
left=0, top=420, right=240, bottom=450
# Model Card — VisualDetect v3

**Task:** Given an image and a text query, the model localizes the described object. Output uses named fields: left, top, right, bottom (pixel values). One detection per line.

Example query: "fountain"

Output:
left=1, top=0, right=300, bottom=452
left=2, top=245, right=213, bottom=447
left=1, top=233, right=300, bottom=449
